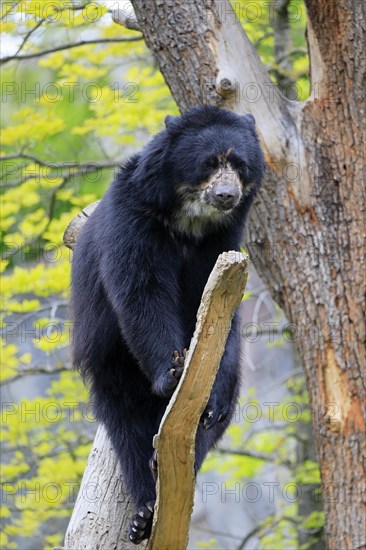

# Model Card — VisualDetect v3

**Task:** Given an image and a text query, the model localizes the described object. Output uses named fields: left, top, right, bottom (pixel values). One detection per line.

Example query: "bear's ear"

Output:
left=165, top=115, right=179, bottom=129
left=241, top=113, right=256, bottom=126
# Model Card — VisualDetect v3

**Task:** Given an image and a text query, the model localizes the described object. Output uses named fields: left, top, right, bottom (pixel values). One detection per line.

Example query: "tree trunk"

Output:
left=64, top=425, right=143, bottom=550
left=130, top=1, right=366, bottom=548
left=271, top=0, right=299, bottom=99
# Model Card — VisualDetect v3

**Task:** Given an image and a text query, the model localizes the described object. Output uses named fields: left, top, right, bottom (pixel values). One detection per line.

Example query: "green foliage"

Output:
left=196, top=538, right=218, bottom=549
left=1, top=372, right=91, bottom=549
left=201, top=379, right=322, bottom=549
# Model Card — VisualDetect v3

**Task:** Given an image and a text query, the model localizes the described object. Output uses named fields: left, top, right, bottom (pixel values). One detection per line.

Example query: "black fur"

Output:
left=71, top=106, right=264, bottom=542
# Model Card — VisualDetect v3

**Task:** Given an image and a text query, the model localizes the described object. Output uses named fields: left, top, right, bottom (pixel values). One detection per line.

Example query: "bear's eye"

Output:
left=205, top=156, right=219, bottom=170
left=231, top=157, right=246, bottom=169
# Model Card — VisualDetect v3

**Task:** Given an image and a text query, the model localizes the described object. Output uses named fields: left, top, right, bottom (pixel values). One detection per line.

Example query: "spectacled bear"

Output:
left=71, top=106, right=264, bottom=544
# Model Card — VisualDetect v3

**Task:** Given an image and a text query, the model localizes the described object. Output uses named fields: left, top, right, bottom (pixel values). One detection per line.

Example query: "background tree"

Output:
left=126, top=0, right=366, bottom=548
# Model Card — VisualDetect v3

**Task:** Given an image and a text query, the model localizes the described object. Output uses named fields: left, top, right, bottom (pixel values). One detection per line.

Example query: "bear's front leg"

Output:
left=100, top=238, right=187, bottom=394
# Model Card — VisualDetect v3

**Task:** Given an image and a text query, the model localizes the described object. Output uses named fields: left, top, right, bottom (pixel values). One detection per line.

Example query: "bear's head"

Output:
left=136, top=106, right=265, bottom=238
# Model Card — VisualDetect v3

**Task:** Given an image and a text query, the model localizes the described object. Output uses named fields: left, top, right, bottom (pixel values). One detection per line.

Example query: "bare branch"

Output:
left=216, top=447, right=293, bottom=468
left=1, top=301, right=68, bottom=330
left=235, top=525, right=261, bottom=550
left=146, top=252, right=248, bottom=549
left=0, top=36, right=143, bottom=65
left=217, top=447, right=280, bottom=461
left=1, top=152, right=121, bottom=170
left=55, top=3, right=91, bottom=11
left=0, top=2, right=19, bottom=21
left=1, top=364, right=71, bottom=386
left=1, top=165, right=119, bottom=191
left=63, top=201, right=100, bottom=251
left=13, top=17, right=46, bottom=57
left=1, top=154, right=121, bottom=191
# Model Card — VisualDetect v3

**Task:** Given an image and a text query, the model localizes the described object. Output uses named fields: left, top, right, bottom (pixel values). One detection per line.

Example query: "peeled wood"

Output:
left=63, top=210, right=248, bottom=550
left=147, top=251, right=248, bottom=550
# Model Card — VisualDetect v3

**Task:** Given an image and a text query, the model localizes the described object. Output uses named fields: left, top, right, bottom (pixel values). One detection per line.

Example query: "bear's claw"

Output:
left=201, top=397, right=230, bottom=430
left=170, top=348, right=187, bottom=381
left=129, top=500, right=155, bottom=545
left=149, top=450, right=158, bottom=482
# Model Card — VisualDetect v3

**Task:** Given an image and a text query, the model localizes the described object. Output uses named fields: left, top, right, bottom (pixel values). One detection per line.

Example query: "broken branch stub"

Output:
left=63, top=201, right=99, bottom=251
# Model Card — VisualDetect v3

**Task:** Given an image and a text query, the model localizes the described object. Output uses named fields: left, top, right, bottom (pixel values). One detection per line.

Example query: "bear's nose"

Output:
left=213, top=184, right=238, bottom=209
left=215, top=189, right=235, bottom=200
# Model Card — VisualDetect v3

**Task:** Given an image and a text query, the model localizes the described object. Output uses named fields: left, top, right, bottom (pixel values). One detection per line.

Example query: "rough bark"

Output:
left=130, top=1, right=366, bottom=548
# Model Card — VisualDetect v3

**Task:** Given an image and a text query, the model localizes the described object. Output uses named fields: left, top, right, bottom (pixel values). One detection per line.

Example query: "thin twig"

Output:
left=235, top=525, right=261, bottom=550
left=1, top=152, right=120, bottom=170
left=1, top=36, right=143, bottom=64
left=217, top=447, right=292, bottom=468
left=1, top=161, right=118, bottom=188
left=2, top=174, right=71, bottom=260
left=0, top=2, right=19, bottom=21
left=14, top=17, right=45, bottom=57
left=1, top=365, right=71, bottom=386
left=1, top=301, right=68, bottom=332
left=217, top=447, right=278, bottom=461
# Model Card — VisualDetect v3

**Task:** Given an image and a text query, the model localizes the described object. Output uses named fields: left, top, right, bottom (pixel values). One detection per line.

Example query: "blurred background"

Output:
left=1, top=1, right=324, bottom=548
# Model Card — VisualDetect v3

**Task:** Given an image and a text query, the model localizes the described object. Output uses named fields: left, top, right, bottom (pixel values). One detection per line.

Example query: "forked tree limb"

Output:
left=63, top=207, right=248, bottom=550
left=147, top=251, right=248, bottom=550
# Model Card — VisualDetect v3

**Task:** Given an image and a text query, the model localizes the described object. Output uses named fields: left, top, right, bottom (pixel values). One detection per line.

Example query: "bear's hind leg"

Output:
left=93, top=389, right=159, bottom=544
left=111, top=416, right=158, bottom=544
